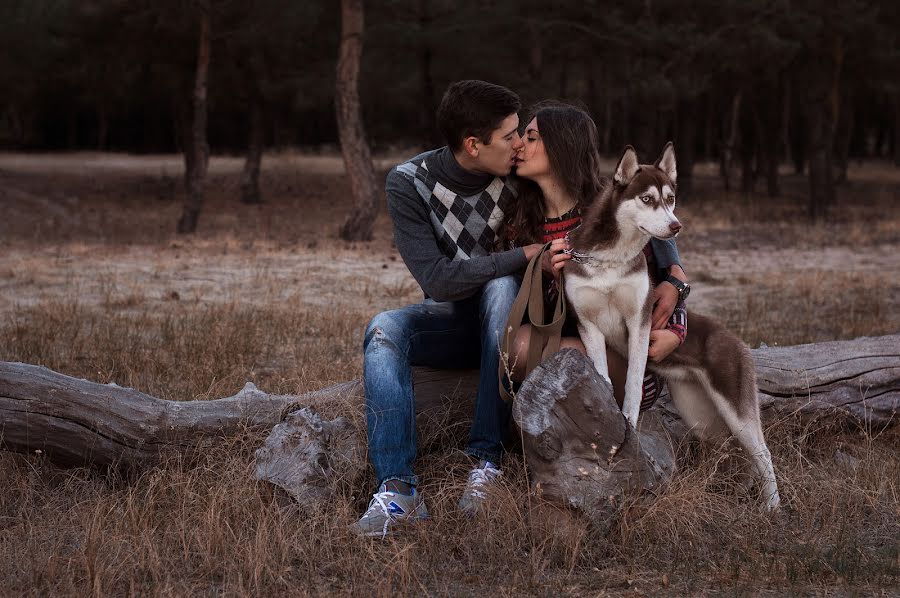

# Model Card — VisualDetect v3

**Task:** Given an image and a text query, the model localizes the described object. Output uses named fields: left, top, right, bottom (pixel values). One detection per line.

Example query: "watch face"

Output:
left=681, top=284, right=691, bottom=300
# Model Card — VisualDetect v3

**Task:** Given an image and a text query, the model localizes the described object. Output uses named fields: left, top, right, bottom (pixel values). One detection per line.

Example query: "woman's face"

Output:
left=513, top=117, right=551, bottom=180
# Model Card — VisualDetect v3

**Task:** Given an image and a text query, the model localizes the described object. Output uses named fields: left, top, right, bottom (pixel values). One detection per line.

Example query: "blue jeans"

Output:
left=362, top=275, right=519, bottom=487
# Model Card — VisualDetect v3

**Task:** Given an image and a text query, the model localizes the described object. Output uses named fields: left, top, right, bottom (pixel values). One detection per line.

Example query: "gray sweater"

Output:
left=386, top=147, right=681, bottom=303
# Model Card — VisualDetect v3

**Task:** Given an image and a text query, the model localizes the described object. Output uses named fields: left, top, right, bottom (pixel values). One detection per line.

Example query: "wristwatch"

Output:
left=663, top=274, right=691, bottom=301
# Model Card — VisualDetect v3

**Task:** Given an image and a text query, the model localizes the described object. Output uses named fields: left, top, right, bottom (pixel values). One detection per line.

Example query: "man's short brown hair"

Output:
left=436, top=80, right=521, bottom=153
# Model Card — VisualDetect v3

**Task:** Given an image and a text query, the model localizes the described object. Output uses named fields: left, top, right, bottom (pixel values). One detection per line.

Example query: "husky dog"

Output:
left=564, top=143, right=780, bottom=510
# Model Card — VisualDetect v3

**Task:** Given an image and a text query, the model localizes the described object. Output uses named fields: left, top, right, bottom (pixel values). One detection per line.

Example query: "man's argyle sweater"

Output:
left=385, top=147, right=528, bottom=302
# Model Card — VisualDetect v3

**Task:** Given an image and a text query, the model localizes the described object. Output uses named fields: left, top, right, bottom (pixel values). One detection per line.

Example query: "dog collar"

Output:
left=563, top=247, right=603, bottom=266
left=563, top=230, right=605, bottom=267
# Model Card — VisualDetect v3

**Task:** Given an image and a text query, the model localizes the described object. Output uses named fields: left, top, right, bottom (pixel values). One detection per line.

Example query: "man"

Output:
left=352, top=81, right=685, bottom=537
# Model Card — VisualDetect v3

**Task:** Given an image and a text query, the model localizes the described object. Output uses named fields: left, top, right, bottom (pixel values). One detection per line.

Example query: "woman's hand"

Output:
left=648, top=329, right=680, bottom=362
left=541, top=238, right=571, bottom=279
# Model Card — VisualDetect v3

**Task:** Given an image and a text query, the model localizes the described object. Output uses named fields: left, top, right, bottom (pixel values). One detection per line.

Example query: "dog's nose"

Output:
left=669, top=222, right=682, bottom=234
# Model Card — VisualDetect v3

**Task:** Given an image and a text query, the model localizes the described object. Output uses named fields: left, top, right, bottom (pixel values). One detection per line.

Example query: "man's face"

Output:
left=470, top=113, right=524, bottom=177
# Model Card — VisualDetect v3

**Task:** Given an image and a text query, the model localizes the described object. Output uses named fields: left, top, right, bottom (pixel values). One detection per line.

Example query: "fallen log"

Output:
left=0, top=362, right=473, bottom=468
left=753, top=334, right=899, bottom=425
left=1, top=333, right=897, bottom=485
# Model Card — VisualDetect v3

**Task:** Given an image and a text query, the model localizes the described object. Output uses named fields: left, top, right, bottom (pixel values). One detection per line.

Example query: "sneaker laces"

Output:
left=364, top=489, right=409, bottom=539
left=466, top=462, right=501, bottom=499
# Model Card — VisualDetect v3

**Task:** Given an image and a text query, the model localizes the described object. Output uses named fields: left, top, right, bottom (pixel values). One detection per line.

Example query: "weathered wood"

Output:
left=512, top=349, right=673, bottom=519
left=0, top=364, right=301, bottom=468
left=253, top=407, right=362, bottom=506
left=753, top=334, right=899, bottom=427
left=0, top=363, right=469, bottom=468
left=1, top=334, right=898, bottom=477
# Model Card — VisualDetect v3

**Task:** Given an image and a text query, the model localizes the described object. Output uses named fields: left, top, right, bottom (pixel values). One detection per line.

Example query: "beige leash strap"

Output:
left=499, top=243, right=566, bottom=402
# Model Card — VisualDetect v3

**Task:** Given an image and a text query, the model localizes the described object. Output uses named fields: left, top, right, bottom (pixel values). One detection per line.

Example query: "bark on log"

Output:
left=512, top=349, right=673, bottom=519
left=1, top=335, right=898, bottom=504
left=253, top=407, right=361, bottom=506
left=0, top=365, right=301, bottom=468
left=0, top=364, right=473, bottom=469
left=753, top=334, right=899, bottom=426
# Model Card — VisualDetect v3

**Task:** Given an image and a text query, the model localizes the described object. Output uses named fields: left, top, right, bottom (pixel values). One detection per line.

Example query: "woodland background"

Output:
left=2, top=0, right=899, bottom=231
left=1, top=1, right=899, bottom=595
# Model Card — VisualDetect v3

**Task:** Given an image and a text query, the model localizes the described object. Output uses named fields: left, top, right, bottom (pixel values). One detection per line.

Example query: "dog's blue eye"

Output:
left=641, top=196, right=652, bottom=204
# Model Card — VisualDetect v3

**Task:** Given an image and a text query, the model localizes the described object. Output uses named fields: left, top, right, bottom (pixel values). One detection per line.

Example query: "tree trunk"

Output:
left=834, top=88, right=854, bottom=185
left=807, top=36, right=844, bottom=223
left=780, top=77, right=792, bottom=172
left=512, top=350, right=673, bottom=519
left=756, top=92, right=781, bottom=198
left=675, top=98, right=697, bottom=200
left=177, top=1, right=211, bottom=235
left=740, top=100, right=757, bottom=194
left=240, top=92, right=264, bottom=204
left=3, top=334, right=897, bottom=472
left=335, top=0, right=379, bottom=242
left=416, top=0, right=439, bottom=147
left=807, top=101, right=834, bottom=222
left=720, top=91, right=742, bottom=192
left=894, top=96, right=900, bottom=166
left=97, top=104, right=109, bottom=151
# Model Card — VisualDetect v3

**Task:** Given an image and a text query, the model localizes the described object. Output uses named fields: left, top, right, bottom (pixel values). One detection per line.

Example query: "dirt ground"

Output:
left=2, top=152, right=898, bottom=346
left=1, top=153, right=899, bottom=596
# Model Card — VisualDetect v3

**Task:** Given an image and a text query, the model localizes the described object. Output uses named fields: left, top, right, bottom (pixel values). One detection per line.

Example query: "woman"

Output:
left=503, top=102, right=688, bottom=410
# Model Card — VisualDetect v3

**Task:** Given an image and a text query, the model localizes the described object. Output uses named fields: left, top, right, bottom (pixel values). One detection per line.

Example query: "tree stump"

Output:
left=513, top=349, right=674, bottom=519
left=253, top=407, right=362, bottom=506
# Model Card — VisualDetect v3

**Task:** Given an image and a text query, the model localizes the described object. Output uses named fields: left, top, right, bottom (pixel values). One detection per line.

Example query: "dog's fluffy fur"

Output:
left=565, top=143, right=780, bottom=510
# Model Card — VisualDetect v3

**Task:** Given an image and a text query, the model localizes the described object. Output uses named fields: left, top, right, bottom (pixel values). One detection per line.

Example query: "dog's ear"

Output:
left=614, top=146, right=640, bottom=186
left=655, top=142, right=677, bottom=184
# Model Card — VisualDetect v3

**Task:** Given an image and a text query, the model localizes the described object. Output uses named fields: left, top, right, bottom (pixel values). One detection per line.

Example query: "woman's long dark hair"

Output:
left=501, top=102, right=605, bottom=247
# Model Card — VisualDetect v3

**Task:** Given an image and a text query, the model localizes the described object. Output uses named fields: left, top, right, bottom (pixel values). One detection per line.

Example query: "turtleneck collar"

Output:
left=428, top=146, right=497, bottom=196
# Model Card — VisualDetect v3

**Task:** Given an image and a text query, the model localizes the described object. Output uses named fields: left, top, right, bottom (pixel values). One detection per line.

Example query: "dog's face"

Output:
left=612, top=143, right=682, bottom=240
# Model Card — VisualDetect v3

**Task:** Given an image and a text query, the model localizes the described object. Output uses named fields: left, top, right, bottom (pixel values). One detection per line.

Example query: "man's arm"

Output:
left=649, top=237, right=681, bottom=271
left=648, top=238, right=688, bottom=330
left=387, top=169, right=530, bottom=302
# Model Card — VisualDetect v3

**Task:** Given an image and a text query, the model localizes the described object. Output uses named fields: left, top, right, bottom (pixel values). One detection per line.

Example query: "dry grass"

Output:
left=711, top=270, right=900, bottom=348
left=0, top=153, right=898, bottom=595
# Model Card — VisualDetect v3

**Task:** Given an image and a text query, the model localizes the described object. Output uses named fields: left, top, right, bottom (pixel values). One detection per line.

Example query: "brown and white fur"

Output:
left=565, top=143, right=780, bottom=510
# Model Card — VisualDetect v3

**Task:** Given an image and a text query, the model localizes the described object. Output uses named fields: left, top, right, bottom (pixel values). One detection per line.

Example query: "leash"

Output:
left=499, top=242, right=566, bottom=402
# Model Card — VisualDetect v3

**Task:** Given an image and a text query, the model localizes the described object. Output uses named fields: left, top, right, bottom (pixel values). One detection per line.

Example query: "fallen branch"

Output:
left=0, top=334, right=896, bottom=482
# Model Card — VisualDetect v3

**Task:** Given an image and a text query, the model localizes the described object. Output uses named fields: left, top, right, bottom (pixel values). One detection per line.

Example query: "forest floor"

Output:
left=0, top=152, right=898, bottom=596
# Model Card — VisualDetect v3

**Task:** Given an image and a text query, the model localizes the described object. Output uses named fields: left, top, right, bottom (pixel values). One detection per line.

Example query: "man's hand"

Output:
left=648, top=329, right=680, bottom=362
left=651, top=265, right=687, bottom=330
left=540, top=238, right=571, bottom=279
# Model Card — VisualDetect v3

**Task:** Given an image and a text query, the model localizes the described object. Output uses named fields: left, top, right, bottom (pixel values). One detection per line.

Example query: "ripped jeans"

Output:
left=362, top=275, right=519, bottom=488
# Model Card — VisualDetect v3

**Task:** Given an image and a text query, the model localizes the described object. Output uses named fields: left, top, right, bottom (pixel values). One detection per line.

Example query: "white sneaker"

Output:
left=458, top=460, right=502, bottom=516
left=350, top=483, right=429, bottom=538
